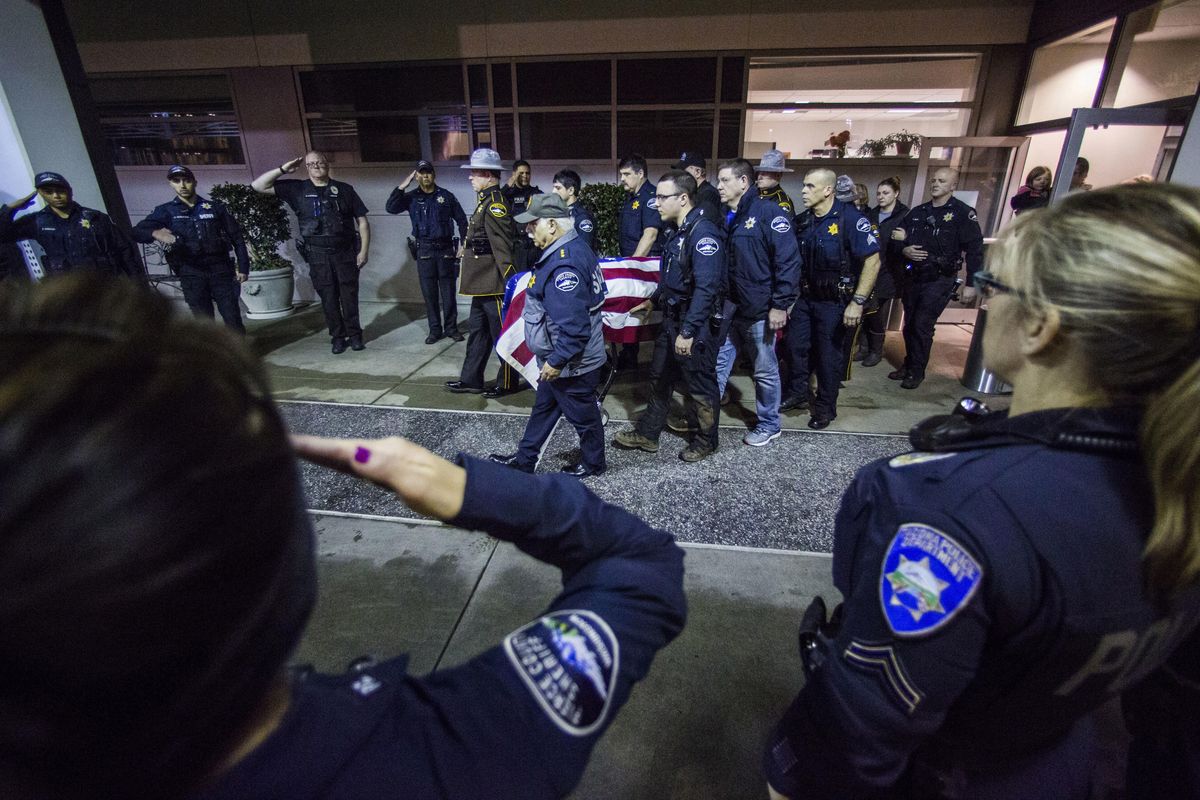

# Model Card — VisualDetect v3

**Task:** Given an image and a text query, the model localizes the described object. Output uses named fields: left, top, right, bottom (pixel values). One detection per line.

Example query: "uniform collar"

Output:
left=535, top=230, right=579, bottom=265
left=911, top=404, right=1142, bottom=457
left=477, top=185, right=499, bottom=200
left=171, top=194, right=208, bottom=209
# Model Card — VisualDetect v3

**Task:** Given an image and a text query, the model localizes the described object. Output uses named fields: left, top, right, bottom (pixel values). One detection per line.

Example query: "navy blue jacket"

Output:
left=571, top=203, right=596, bottom=250
left=134, top=195, right=250, bottom=274
left=522, top=231, right=607, bottom=376
left=385, top=185, right=468, bottom=245
left=652, top=207, right=726, bottom=339
left=725, top=192, right=801, bottom=321
left=898, top=195, right=984, bottom=280
left=795, top=199, right=880, bottom=299
left=618, top=181, right=662, bottom=258
left=195, top=456, right=686, bottom=800
left=766, top=406, right=1200, bottom=799
left=0, top=202, right=144, bottom=280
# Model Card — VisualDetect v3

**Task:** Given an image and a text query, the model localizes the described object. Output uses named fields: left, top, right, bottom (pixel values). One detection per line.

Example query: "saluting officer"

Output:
left=252, top=152, right=370, bottom=354
left=386, top=160, right=469, bottom=344
left=488, top=194, right=608, bottom=477
left=552, top=169, right=596, bottom=250
left=673, top=151, right=722, bottom=221
left=614, top=170, right=727, bottom=463
left=783, top=168, right=880, bottom=429
left=503, top=159, right=543, bottom=272
left=890, top=167, right=983, bottom=389
left=445, top=148, right=520, bottom=398
left=0, top=172, right=143, bottom=281
left=755, top=149, right=796, bottom=219
left=133, top=166, right=250, bottom=332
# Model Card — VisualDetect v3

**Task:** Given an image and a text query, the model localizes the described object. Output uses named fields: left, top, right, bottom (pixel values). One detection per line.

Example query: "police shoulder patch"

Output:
left=695, top=236, right=720, bottom=256
left=489, top=202, right=508, bottom=218
left=554, top=270, right=580, bottom=292
left=968, top=210, right=978, bottom=222
left=771, top=215, right=791, bottom=233
left=329, top=185, right=339, bottom=195
left=880, top=523, right=983, bottom=637
left=504, top=609, right=619, bottom=736
left=855, top=216, right=871, bottom=233
left=580, top=218, right=594, bottom=232
left=648, top=197, right=659, bottom=210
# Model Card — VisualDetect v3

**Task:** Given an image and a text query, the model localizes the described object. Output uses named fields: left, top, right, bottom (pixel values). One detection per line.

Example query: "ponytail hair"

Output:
left=987, top=183, right=1200, bottom=602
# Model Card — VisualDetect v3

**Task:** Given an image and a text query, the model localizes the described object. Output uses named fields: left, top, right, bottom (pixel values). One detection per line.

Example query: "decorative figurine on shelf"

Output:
left=825, top=130, right=851, bottom=158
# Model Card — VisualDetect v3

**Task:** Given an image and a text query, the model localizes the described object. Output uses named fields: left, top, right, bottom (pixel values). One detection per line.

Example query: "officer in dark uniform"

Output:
left=386, top=160, right=469, bottom=344
left=613, top=170, right=726, bottom=462
left=617, top=154, right=663, bottom=258
left=503, top=159, right=543, bottom=272
left=673, top=151, right=722, bottom=221
left=133, top=165, right=250, bottom=332
left=890, top=167, right=983, bottom=389
left=857, top=177, right=908, bottom=367
left=755, top=149, right=796, bottom=219
left=552, top=169, right=596, bottom=250
left=0, top=172, right=143, bottom=281
left=252, top=152, right=370, bottom=354
left=445, top=148, right=520, bottom=397
left=782, top=168, right=880, bottom=429
left=488, top=194, right=608, bottom=477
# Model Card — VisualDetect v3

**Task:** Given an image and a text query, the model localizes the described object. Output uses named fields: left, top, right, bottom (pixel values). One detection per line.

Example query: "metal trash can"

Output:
left=960, top=306, right=1012, bottom=394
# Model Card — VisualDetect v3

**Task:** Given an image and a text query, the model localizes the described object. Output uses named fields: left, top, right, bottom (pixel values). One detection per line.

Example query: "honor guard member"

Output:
left=755, top=149, right=796, bottom=219
left=614, top=170, right=727, bottom=463
left=765, top=184, right=1200, bottom=800
left=714, top=158, right=801, bottom=447
left=673, top=151, right=722, bottom=221
left=552, top=169, right=596, bottom=250
left=252, top=152, right=370, bottom=354
left=0, top=275, right=687, bottom=800
left=0, top=172, right=144, bottom=281
left=890, top=168, right=983, bottom=389
left=386, top=160, right=469, bottom=344
left=488, top=194, right=608, bottom=477
left=133, top=166, right=250, bottom=332
left=445, top=148, right=520, bottom=398
left=504, top=160, right=543, bottom=272
left=782, top=168, right=880, bottom=429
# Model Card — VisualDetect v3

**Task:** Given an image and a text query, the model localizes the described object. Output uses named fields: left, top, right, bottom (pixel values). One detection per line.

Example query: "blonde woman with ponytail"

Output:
left=765, top=183, right=1200, bottom=800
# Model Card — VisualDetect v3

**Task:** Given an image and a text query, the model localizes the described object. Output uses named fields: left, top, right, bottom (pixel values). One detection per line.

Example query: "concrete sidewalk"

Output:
left=295, top=512, right=837, bottom=800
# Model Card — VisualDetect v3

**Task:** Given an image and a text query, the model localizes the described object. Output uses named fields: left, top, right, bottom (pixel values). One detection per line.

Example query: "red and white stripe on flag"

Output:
left=497, top=256, right=661, bottom=389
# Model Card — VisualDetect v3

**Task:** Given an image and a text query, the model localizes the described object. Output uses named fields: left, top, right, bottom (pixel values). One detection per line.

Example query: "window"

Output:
left=300, top=65, right=465, bottom=113
left=717, top=109, right=743, bottom=159
left=520, top=112, right=611, bottom=159
left=721, top=56, right=747, bottom=104
left=467, top=64, right=488, bottom=106
left=618, top=110, right=714, bottom=159
left=91, top=74, right=244, bottom=166
left=517, top=60, right=610, bottom=106
left=492, top=64, right=513, bottom=108
left=1114, top=0, right=1200, bottom=107
left=1015, top=20, right=1117, bottom=124
left=617, top=58, right=717, bottom=105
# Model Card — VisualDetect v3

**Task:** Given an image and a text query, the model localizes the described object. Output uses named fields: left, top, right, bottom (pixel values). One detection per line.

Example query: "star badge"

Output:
left=201, top=202, right=212, bottom=209
left=81, top=219, right=91, bottom=229
left=885, top=555, right=949, bottom=621
left=632, top=200, right=640, bottom=210
left=943, top=212, right=954, bottom=222
left=437, top=196, right=445, bottom=204
left=744, top=218, right=756, bottom=229
left=828, top=222, right=838, bottom=235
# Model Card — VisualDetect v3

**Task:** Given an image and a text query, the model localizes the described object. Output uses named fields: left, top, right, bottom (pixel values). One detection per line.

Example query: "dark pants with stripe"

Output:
left=784, top=296, right=849, bottom=419
left=179, top=261, right=244, bottom=333
left=460, top=294, right=518, bottom=390
left=636, top=317, right=721, bottom=450
left=901, top=274, right=957, bottom=378
left=306, top=245, right=361, bottom=340
left=416, top=248, right=459, bottom=337
left=515, top=367, right=605, bottom=470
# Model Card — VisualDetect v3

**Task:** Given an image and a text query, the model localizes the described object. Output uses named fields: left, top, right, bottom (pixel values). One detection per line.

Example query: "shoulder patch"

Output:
left=647, top=196, right=659, bottom=210
left=695, top=236, right=720, bottom=256
left=579, top=218, right=594, bottom=232
left=554, top=271, right=580, bottom=292
left=489, top=202, right=508, bottom=218
left=968, top=210, right=978, bottom=222
left=888, top=452, right=957, bottom=469
left=880, top=523, right=983, bottom=637
left=856, top=217, right=871, bottom=233
left=503, top=610, right=619, bottom=736
left=329, top=185, right=339, bottom=196
left=770, top=215, right=791, bottom=233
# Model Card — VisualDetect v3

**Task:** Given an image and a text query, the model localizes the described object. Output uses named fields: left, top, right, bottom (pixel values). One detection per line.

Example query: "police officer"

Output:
left=714, top=158, right=801, bottom=447
left=672, top=151, right=722, bottom=221
left=782, top=169, right=880, bottom=429
left=765, top=183, right=1200, bottom=800
left=617, top=154, right=663, bottom=259
left=445, top=148, right=520, bottom=397
left=551, top=169, right=596, bottom=250
left=890, top=167, right=983, bottom=389
left=0, top=172, right=143, bottom=281
left=386, top=160, right=469, bottom=344
left=133, top=166, right=250, bottom=332
left=504, top=159, right=543, bottom=272
left=755, top=149, right=796, bottom=219
left=857, top=177, right=909, bottom=367
left=488, top=194, right=608, bottom=477
left=252, top=152, right=370, bottom=354
left=613, top=170, right=726, bottom=463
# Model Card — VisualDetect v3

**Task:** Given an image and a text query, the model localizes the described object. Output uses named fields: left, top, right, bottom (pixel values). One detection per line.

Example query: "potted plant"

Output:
left=209, top=182, right=296, bottom=319
left=857, top=137, right=888, bottom=157
left=884, top=130, right=923, bottom=157
left=577, top=182, right=626, bottom=257
left=825, top=130, right=851, bottom=158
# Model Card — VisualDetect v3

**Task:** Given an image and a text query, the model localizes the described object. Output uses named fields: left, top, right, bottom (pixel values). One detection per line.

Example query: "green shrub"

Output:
left=209, top=182, right=294, bottom=271
left=578, top=182, right=626, bottom=257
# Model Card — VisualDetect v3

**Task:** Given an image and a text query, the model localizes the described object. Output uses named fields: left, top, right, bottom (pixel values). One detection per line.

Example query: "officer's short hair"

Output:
left=554, top=169, right=582, bottom=197
left=659, top=170, right=697, bottom=203
left=514, top=159, right=531, bottom=172
left=805, top=168, right=837, bottom=189
left=718, top=158, right=755, bottom=184
left=619, top=155, right=648, bottom=176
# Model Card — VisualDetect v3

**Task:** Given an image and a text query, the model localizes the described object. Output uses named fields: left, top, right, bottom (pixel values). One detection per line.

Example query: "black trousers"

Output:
left=515, top=368, right=605, bottom=470
left=416, top=249, right=459, bottom=337
left=179, top=263, right=244, bottom=333
left=635, top=318, right=721, bottom=449
left=306, top=245, right=361, bottom=340
left=901, top=274, right=957, bottom=377
left=459, top=294, right=517, bottom=390
left=785, top=297, right=852, bottom=418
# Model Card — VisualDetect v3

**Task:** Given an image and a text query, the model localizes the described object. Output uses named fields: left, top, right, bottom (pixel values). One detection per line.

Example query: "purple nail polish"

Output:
left=354, top=446, right=372, bottom=464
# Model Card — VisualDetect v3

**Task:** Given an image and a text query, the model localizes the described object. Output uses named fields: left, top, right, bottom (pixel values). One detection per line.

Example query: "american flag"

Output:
left=496, top=257, right=661, bottom=388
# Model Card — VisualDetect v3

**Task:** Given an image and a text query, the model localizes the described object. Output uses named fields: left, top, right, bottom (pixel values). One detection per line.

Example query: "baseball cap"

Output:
left=673, top=151, right=706, bottom=170
left=34, top=171, right=71, bottom=190
left=167, top=165, right=195, bottom=180
left=514, top=193, right=571, bottom=223
left=835, top=175, right=857, bottom=203
left=415, top=160, right=435, bottom=173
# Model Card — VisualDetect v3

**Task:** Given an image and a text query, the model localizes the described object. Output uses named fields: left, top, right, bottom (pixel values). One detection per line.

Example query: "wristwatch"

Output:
left=852, top=294, right=867, bottom=305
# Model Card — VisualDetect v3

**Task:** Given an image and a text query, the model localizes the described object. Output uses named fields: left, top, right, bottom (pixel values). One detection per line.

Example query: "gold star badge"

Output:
left=943, top=212, right=954, bottom=222
left=745, top=218, right=756, bottom=229
left=828, top=222, right=838, bottom=235
left=81, top=219, right=91, bottom=229
left=632, top=200, right=640, bottom=210
left=201, top=202, right=212, bottom=209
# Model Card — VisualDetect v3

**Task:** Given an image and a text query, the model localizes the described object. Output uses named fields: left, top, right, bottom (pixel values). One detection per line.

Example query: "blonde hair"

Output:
left=988, top=184, right=1200, bottom=600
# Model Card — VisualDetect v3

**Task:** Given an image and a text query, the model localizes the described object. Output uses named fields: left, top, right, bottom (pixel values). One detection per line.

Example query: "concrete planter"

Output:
left=241, top=266, right=295, bottom=319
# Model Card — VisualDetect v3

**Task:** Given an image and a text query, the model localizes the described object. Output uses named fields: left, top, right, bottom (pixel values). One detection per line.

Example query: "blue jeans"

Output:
left=716, top=317, right=781, bottom=434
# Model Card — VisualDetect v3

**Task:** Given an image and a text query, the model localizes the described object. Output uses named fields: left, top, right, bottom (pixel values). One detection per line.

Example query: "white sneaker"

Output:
left=743, top=429, right=782, bottom=447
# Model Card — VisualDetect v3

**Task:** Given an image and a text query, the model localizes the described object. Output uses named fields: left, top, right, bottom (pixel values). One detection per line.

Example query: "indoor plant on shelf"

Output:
left=884, top=130, right=923, bottom=157
left=209, top=181, right=296, bottom=319
left=857, top=137, right=889, bottom=157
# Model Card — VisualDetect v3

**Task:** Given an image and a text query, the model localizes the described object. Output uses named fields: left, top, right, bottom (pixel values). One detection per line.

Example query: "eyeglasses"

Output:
left=654, top=192, right=684, bottom=202
left=972, top=270, right=1024, bottom=300
left=305, top=161, right=328, bottom=168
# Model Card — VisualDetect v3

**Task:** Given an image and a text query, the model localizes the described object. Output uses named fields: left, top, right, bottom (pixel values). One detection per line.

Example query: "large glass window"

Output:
left=618, top=110, right=714, bottom=160
left=1015, top=20, right=1117, bottom=124
left=299, top=65, right=464, bottom=113
left=1114, top=0, right=1200, bottom=107
left=91, top=74, right=244, bottom=166
left=617, top=58, right=717, bottom=105
left=520, top=112, right=611, bottom=159
left=517, top=60, right=610, bottom=106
